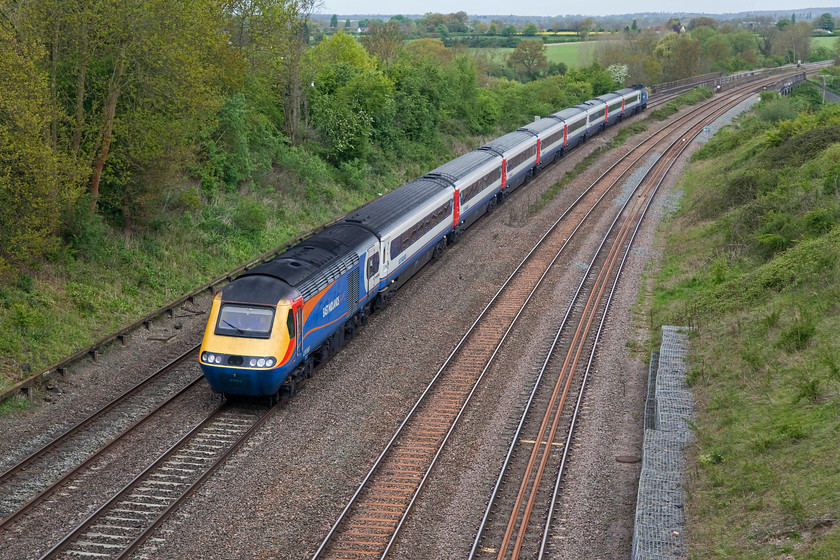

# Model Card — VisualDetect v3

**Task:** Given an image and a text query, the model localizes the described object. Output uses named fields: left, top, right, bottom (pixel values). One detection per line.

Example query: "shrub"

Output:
left=776, top=312, right=816, bottom=352
left=232, top=199, right=268, bottom=239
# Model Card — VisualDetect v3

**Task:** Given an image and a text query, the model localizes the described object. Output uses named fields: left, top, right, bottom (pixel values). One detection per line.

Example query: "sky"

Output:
left=318, top=1, right=828, bottom=18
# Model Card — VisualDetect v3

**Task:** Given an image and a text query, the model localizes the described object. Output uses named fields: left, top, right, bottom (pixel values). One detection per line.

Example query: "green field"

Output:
left=479, top=35, right=835, bottom=70
left=812, top=35, right=838, bottom=51
left=471, top=41, right=594, bottom=69
left=545, top=41, right=595, bottom=67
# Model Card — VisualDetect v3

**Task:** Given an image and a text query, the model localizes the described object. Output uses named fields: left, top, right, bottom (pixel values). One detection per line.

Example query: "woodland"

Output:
left=0, top=0, right=838, bottom=384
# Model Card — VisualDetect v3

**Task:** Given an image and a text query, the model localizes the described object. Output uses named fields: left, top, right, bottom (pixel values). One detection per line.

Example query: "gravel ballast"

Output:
left=0, top=97, right=756, bottom=560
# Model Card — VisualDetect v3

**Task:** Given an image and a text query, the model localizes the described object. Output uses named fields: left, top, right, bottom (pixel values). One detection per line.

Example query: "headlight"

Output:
left=204, top=353, right=275, bottom=368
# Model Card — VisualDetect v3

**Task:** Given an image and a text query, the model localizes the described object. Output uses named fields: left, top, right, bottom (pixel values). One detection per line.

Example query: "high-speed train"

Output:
left=199, top=85, right=648, bottom=399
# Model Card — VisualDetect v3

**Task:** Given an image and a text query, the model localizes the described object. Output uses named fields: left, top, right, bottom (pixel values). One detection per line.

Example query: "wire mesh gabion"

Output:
left=632, top=326, right=694, bottom=559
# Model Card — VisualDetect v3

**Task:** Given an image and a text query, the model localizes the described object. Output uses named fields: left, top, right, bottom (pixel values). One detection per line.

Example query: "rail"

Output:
left=5, top=62, right=831, bottom=405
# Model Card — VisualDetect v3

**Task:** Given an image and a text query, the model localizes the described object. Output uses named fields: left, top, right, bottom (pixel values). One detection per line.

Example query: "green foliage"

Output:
left=507, top=39, right=548, bottom=80
left=756, top=97, right=800, bottom=124
left=0, top=2, right=655, bottom=396
left=232, top=199, right=268, bottom=239
left=61, top=196, right=110, bottom=261
left=649, top=97, right=840, bottom=557
left=776, top=311, right=817, bottom=352
left=0, top=18, right=85, bottom=279
left=0, top=394, right=32, bottom=415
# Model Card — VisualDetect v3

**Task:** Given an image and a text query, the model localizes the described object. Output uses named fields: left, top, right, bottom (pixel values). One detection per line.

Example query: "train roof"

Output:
left=425, top=150, right=500, bottom=184
left=219, top=274, right=296, bottom=307
left=576, top=100, right=606, bottom=110
left=519, top=116, right=564, bottom=135
left=615, top=87, right=642, bottom=96
left=594, top=92, right=621, bottom=103
left=479, top=130, right=537, bottom=156
left=234, top=223, right=373, bottom=301
left=342, top=176, right=452, bottom=235
left=551, top=107, right=586, bottom=121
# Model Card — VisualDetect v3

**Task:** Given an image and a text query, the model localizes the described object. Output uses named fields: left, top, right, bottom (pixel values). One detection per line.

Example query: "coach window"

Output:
left=545, top=129, right=564, bottom=147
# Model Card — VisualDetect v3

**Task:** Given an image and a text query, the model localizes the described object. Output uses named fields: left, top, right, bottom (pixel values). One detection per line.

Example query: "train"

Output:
left=198, top=85, right=649, bottom=400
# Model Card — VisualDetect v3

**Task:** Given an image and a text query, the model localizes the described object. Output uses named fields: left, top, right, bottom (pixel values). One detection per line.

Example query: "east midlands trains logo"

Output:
left=323, top=296, right=341, bottom=318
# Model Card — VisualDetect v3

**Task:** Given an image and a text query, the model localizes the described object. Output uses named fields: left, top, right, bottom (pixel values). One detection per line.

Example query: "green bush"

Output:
left=61, top=197, right=110, bottom=262
left=776, top=313, right=817, bottom=352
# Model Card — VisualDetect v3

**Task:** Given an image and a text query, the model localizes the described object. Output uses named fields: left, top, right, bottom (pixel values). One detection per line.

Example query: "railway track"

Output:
left=469, top=74, right=806, bottom=559
left=0, top=345, right=202, bottom=527
left=39, top=401, right=274, bottom=560
left=468, top=86, right=744, bottom=560
left=312, top=73, right=797, bottom=560
left=0, top=66, right=817, bottom=559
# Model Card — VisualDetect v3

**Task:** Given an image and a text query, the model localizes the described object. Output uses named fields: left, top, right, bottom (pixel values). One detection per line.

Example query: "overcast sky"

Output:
left=318, top=1, right=825, bottom=18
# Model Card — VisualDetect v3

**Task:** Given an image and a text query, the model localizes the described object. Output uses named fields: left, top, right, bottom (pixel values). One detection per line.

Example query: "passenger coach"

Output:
left=198, top=84, right=649, bottom=399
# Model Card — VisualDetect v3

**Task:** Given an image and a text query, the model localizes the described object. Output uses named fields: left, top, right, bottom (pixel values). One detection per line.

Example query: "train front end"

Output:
left=199, top=275, right=301, bottom=397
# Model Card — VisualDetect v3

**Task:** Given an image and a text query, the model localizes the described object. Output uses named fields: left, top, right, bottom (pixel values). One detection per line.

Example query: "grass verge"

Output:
left=647, top=88, right=840, bottom=558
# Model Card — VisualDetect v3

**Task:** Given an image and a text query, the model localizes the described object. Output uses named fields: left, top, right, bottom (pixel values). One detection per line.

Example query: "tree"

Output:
left=15, top=0, right=230, bottom=219
left=405, top=38, right=450, bottom=64
left=655, top=32, right=702, bottom=80
left=344, top=19, right=350, bottom=28
left=772, top=21, right=812, bottom=63
left=754, top=18, right=779, bottom=57
left=306, top=32, right=393, bottom=162
left=607, top=63, right=628, bottom=85
left=363, top=20, right=404, bottom=65
left=578, top=18, right=594, bottom=41
left=508, top=39, right=548, bottom=80
left=234, top=0, right=319, bottom=144
left=330, top=14, right=337, bottom=28
left=819, top=13, right=835, bottom=32
left=420, top=12, right=447, bottom=33
left=523, top=23, right=538, bottom=36
left=0, top=16, right=84, bottom=274
left=450, top=11, right=469, bottom=32
left=689, top=17, right=718, bottom=30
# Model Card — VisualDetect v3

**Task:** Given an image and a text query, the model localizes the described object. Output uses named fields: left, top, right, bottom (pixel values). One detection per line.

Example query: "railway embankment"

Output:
left=647, top=81, right=840, bottom=557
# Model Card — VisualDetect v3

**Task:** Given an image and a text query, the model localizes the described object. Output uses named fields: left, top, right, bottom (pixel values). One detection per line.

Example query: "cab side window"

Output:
left=367, top=252, right=380, bottom=278
left=287, top=309, right=296, bottom=338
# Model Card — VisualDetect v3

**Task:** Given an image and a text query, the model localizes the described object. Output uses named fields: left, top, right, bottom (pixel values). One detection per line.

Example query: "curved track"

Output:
left=313, top=71, right=802, bottom=560
left=1, top=66, right=821, bottom=560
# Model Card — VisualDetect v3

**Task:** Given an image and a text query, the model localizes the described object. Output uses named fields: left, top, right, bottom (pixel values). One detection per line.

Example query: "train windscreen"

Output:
left=216, top=304, right=275, bottom=338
